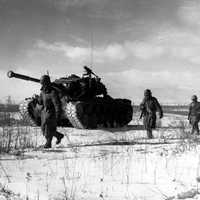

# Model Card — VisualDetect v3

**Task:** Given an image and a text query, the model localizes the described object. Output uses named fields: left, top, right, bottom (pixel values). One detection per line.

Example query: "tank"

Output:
left=7, top=66, right=133, bottom=129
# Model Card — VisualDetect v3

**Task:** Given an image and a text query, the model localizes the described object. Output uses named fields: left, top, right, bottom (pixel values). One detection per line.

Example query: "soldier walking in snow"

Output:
left=188, top=95, right=200, bottom=135
left=38, top=75, right=64, bottom=148
left=139, top=89, right=163, bottom=139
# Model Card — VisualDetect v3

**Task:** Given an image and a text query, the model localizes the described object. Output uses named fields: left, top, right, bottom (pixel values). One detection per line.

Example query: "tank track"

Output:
left=19, top=97, right=133, bottom=129
left=19, top=98, right=72, bottom=127
left=19, top=99, right=38, bottom=126
left=64, top=102, right=84, bottom=129
left=19, top=98, right=84, bottom=128
left=64, top=98, right=133, bottom=129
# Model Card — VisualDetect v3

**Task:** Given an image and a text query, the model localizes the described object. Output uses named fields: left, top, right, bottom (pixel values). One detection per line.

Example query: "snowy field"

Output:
left=1, top=114, right=200, bottom=200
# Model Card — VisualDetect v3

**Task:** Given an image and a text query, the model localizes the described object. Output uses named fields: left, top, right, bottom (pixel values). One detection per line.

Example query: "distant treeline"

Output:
left=134, top=105, right=189, bottom=116
left=0, top=104, right=19, bottom=112
left=0, top=103, right=189, bottom=116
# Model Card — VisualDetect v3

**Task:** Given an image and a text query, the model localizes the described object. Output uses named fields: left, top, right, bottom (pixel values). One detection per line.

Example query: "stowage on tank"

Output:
left=7, top=66, right=133, bottom=129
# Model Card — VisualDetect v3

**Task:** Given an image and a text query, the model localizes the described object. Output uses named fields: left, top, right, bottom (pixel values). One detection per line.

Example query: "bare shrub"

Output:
left=0, top=112, right=39, bottom=153
left=0, top=183, right=23, bottom=200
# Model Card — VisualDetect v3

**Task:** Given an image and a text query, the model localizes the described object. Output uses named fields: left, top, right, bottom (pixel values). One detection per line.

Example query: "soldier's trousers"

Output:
left=189, top=115, right=200, bottom=134
left=143, top=113, right=156, bottom=139
left=143, top=113, right=156, bottom=129
left=41, top=111, right=62, bottom=145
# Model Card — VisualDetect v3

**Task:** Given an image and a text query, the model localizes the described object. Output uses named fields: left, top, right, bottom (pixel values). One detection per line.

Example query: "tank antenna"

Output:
left=90, top=19, right=94, bottom=70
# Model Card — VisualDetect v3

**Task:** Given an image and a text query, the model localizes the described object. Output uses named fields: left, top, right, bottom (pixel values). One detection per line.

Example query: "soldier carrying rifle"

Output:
left=38, top=75, right=64, bottom=148
left=188, top=95, right=200, bottom=135
left=139, top=89, right=163, bottom=139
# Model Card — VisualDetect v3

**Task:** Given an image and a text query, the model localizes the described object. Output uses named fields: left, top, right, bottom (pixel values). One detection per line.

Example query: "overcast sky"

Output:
left=0, top=0, right=200, bottom=104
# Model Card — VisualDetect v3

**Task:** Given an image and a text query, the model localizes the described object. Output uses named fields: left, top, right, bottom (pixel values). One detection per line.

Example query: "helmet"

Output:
left=191, top=95, right=197, bottom=101
left=144, top=89, right=152, bottom=96
left=40, top=75, right=51, bottom=85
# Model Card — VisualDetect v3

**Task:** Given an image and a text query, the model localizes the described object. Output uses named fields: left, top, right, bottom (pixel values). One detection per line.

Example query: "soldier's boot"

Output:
left=191, top=127, right=195, bottom=135
left=54, top=131, right=64, bottom=145
left=44, top=137, right=52, bottom=148
left=147, top=129, right=153, bottom=139
left=191, top=124, right=198, bottom=135
left=197, top=127, right=200, bottom=135
left=195, top=125, right=200, bottom=135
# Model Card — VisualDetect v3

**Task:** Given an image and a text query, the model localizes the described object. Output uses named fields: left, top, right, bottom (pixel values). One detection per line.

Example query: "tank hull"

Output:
left=19, top=97, right=133, bottom=129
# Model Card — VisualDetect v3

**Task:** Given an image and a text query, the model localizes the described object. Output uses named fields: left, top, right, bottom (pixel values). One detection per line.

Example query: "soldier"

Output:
left=38, top=75, right=64, bottom=148
left=139, top=89, right=163, bottom=139
left=188, top=95, right=200, bottom=135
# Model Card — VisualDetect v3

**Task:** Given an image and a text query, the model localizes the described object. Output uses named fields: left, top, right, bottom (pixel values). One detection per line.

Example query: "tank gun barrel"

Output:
left=7, top=71, right=40, bottom=83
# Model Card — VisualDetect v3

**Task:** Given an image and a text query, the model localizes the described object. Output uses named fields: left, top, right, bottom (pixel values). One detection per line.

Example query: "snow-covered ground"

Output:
left=1, top=114, right=200, bottom=200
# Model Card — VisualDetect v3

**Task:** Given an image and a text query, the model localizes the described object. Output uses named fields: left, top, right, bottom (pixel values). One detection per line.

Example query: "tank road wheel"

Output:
left=97, top=97, right=133, bottom=128
left=113, top=99, right=133, bottom=127
left=78, top=102, right=98, bottom=129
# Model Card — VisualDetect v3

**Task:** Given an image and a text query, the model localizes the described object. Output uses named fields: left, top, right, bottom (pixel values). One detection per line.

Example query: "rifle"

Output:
left=139, top=102, right=146, bottom=119
left=139, top=109, right=145, bottom=119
